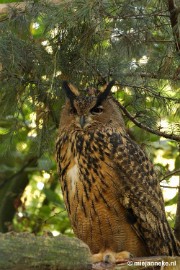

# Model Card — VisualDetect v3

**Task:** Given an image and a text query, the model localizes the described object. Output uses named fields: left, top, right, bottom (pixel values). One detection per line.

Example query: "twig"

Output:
left=116, top=101, right=180, bottom=141
left=161, top=169, right=180, bottom=188
left=161, top=169, right=180, bottom=181
left=161, top=185, right=180, bottom=189
left=120, top=82, right=179, bottom=102
left=125, top=72, right=180, bottom=81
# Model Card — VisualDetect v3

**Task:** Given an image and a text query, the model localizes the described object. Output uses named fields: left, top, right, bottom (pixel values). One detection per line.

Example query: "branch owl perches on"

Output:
left=56, top=81, right=180, bottom=263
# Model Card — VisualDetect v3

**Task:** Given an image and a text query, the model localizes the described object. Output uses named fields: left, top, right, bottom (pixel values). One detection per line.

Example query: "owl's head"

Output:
left=59, top=81, right=125, bottom=131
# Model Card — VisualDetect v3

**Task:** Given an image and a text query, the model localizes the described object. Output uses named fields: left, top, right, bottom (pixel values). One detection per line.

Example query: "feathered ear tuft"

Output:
left=96, top=80, right=115, bottom=106
left=62, top=81, right=80, bottom=100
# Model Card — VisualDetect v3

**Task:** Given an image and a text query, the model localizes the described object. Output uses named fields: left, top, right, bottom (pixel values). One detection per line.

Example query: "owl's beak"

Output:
left=79, top=115, right=86, bottom=128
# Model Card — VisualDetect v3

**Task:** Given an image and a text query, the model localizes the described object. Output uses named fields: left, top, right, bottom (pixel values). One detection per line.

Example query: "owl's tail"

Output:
left=160, top=221, right=180, bottom=256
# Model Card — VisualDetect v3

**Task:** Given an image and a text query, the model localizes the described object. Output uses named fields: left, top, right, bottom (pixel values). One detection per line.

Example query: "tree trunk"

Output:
left=0, top=158, right=37, bottom=232
left=174, top=177, right=180, bottom=241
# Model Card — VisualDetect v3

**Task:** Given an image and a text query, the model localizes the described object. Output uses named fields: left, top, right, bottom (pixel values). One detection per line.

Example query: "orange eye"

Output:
left=91, top=106, right=103, bottom=115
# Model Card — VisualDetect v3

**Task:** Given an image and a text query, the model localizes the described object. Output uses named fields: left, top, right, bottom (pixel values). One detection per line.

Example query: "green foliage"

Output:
left=0, top=0, right=179, bottom=234
left=0, top=0, right=22, bottom=3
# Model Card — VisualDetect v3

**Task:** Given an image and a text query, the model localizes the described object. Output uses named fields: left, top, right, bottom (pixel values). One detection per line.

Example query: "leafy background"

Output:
left=0, top=0, right=179, bottom=239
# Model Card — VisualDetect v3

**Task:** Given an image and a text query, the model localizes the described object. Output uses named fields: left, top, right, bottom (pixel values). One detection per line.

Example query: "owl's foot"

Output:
left=92, top=250, right=132, bottom=264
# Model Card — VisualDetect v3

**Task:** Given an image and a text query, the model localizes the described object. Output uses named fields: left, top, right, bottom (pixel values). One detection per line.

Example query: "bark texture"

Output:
left=0, top=232, right=179, bottom=270
left=0, top=232, right=92, bottom=270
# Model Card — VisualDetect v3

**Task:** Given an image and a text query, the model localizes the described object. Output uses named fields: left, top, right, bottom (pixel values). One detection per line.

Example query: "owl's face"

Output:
left=59, top=81, right=125, bottom=131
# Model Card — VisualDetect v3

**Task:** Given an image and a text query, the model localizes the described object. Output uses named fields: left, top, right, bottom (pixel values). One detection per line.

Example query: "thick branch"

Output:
left=174, top=177, right=180, bottom=241
left=0, top=232, right=91, bottom=270
left=0, top=233, right=179, bottom=270
left=0, top=157, right=37, bottom=232
left=168, top=0, right=180, bottom=52
left=117, top=102, right=180, bottom=141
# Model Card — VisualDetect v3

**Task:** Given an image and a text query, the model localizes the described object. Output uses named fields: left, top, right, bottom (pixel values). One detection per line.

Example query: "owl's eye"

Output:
left=91, top=106, right=103, bottom=115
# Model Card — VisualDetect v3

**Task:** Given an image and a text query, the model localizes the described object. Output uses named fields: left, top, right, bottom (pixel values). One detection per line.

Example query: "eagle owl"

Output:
left=56, top=81, right=180, bottom=262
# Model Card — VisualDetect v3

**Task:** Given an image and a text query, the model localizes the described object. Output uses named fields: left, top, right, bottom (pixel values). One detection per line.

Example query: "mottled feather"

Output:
left=56, top=81, right=180, bottom=260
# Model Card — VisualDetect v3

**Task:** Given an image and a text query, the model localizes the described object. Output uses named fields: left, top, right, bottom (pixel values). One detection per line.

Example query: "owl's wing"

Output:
left=108, top=131, right=180, bottom=256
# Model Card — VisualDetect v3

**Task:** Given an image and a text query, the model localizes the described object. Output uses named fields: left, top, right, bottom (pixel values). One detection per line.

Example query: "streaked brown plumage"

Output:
left=56, top=81, right=180, bottom=262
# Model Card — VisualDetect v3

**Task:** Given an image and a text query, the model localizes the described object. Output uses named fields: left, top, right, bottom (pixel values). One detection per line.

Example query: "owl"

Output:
left=56, top=81, right=180, bottom=263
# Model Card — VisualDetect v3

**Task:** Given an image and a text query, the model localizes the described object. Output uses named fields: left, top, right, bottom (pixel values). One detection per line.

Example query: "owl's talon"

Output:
left=104, top=255, right=110, bottom=263
left=115, top=251, right=132, bottom=262
left=103, top=253, right=115, bottom=264
left=92, top=250, right=131, bottom=264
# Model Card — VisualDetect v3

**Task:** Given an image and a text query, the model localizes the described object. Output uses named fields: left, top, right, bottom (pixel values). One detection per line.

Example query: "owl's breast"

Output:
left=56, top=129, right=147, bottom=256
left=66, top=163, right=79, bottom=192
left=57, top=129, right=117, bottom=211
left=57, top=129, right=132, bottom=228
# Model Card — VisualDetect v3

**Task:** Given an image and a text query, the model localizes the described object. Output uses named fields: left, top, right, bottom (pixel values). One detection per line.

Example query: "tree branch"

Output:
left=161, top=185, right=180, bottom=189
left=126, top=72, right=180, bottom=81
left=116, top=101, right=180, bottom=141
left=120, top=82, right=179, bottom=102
left=0, top=232, right=91, bottom=270
left=0, top=232, right=179, bottom=270
left=160, top=169, right=180, bottom=182
left=168, top=0, right=180, bottom=52
left=0, top=157, right=37, bottom=189
left=174, top=177, right=180, bottom=241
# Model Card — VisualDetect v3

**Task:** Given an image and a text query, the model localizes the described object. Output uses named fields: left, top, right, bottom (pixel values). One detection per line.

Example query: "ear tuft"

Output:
left=68, top=83, right=80, bottom=96
left=62, top=81, right=80, bottom=100
left=96, top=80, right=115, bottom=106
